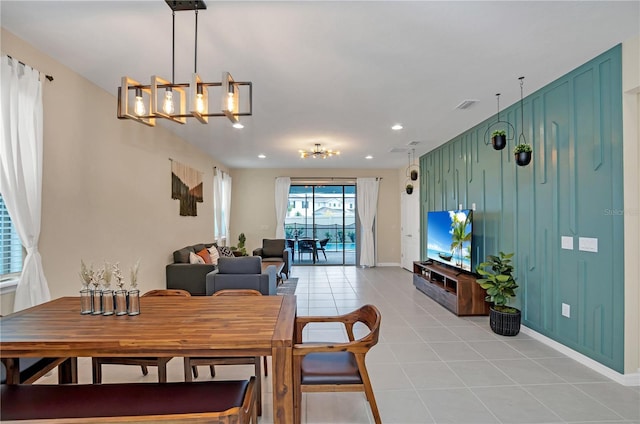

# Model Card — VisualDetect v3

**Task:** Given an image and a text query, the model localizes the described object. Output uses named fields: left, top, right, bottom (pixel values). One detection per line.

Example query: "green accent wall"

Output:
left=420, top=45, right=624, bottom=372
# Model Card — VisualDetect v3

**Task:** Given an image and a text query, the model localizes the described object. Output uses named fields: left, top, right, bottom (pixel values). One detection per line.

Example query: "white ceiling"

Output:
left=2, top=1, right=638, bottom=169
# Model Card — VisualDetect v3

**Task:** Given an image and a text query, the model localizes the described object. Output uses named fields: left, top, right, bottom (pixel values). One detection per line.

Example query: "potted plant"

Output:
left=491, top=129, right=507, bottom=150
left=410, top=169, right=418, bottom=181
left=514, top=143, right=532, bottom=166
left=405, top=183, right=413, bottom=195
left=231, top=233, right=248, bottom=256
left=476, top=251, right=521, bottom=336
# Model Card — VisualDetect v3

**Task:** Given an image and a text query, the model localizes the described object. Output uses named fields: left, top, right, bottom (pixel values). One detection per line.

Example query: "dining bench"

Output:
left=0, top=377, right=256, bottom=423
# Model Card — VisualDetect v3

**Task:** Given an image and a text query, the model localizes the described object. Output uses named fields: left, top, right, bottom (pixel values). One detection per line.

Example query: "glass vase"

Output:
left=114, top=290, right=128, bottom=316
left=80, top=288, right=92, bottom=314
left=127, top=289, right=140, bottom=316
left=102, top=289, right=114, bottom=315
left=91, top=288, right=103, bottom=315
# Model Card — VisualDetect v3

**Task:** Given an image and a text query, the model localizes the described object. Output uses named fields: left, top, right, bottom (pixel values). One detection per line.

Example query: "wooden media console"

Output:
left=413, top=261, right=489, bottom=316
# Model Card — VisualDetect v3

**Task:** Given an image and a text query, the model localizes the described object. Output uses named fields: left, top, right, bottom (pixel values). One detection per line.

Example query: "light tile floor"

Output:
left=38, top=266, right=640, bottom=423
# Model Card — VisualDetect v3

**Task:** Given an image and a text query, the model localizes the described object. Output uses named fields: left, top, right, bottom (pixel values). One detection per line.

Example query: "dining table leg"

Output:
left=272, top=344, right=294, bottom=424
left=58, top=357, right=78, bottom=384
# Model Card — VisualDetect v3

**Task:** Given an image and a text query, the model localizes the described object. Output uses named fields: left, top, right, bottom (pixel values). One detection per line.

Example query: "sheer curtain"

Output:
left=0, top=55, right=50, bottom=311
left=356, top=177, right=379, bottom=267
left=213, top=169, right=232, bottom=245
left=274, top=177, right=290, bottom=238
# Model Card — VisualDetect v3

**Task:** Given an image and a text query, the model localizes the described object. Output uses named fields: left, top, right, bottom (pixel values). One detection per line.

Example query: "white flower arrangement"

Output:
left=79, top=260, right=93, bottom=289
left=112, top=263, right=124, bottom=290
left=130, top=259, right=140, bottom=289
left=102, top=261, right=113, bottom=289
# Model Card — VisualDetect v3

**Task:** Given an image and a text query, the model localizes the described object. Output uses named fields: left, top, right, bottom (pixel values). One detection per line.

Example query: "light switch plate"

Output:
left=561, top=236, right=574, bottom=250
left=579, top=237, right=598, bottom=252
left=562, top=303, right=570, bottom=318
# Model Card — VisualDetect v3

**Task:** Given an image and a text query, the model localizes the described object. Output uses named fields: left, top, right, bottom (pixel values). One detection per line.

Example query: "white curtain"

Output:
left=274, top=177, right=290, bottom=238
left=0, top=55, right=50, bottom=311
left=213, top=170, right=232, bottom=245
left=356, top=177, right=379, bottom=267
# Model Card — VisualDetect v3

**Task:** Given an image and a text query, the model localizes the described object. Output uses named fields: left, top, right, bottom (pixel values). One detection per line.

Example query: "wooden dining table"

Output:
left=0, top=294, right=297, bottom=423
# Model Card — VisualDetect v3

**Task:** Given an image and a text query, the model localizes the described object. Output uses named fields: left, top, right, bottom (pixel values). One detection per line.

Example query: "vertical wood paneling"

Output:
left=419, top=45, right=624, bottom=373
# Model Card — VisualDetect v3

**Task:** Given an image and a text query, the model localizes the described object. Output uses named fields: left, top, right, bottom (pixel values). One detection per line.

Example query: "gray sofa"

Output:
left=165, top=243, right=218, bottom=296
left=252, top=239, right=292, bottom=279
left=206, top=256, right=277, bottom=296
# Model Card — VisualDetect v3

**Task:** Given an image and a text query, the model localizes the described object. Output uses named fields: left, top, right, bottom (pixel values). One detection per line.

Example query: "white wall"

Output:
left=0, top=29, right=228, bottom=313
left=228, top=168, right=401, bottom=266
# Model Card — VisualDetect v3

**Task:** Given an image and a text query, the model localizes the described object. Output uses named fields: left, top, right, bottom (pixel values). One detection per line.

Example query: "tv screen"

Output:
left=426, top=209, right=473, bottom=272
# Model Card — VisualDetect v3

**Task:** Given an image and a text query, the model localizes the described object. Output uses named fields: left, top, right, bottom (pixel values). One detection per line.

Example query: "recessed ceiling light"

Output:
left=232, top=122, right=244, bottom=129
left=391, top=124, right=403, bottom=130
left=365, top=155, right=373, bottom=160
left=258, top=154, right=266, bottom=159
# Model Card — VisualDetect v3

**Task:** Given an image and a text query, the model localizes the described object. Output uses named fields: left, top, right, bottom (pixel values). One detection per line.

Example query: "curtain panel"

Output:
left=356, top=178, right=379, bottom=267
left=213, top=170, right=232, bottom=244
left=0, top=55, right=50, bottom=311
left=274, top=177, right=291, bottom=239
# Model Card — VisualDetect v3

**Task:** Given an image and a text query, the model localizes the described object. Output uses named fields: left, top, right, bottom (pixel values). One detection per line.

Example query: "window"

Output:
left=0, top=194, right=23, bottom=276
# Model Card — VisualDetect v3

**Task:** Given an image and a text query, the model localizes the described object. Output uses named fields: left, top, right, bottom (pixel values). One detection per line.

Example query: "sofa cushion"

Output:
left=218, top=256, right=261, bottom=274
left=218, top=246, right=235, bottom=257
left=262, top=239, right=284, bottom=258
left=173, top=246, right=195, bottom=264
left=208, top=246, right=220, bottom=265
left=189, top=252, right=205, bottom=264
left=196, top=248, right=212, bottom=264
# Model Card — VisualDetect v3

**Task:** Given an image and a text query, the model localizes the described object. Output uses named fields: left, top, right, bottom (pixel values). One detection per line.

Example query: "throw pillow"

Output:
left=189, top=251, right=205, bottom=264
left=217, top=246, right=234, bottom=257
left=196, top=248, right=212, bottom=264
left=208, top=246, right=220, bottom=265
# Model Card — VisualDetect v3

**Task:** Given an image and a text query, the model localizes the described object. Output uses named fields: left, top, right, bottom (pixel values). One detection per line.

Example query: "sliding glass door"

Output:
left=284, top=184, right=356, bottom=265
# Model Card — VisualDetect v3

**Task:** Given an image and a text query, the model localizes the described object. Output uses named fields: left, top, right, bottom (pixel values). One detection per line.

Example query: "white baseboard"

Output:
left=376, top=262, right=401, bottom=267
left=521, top=326, right=640, bottom=386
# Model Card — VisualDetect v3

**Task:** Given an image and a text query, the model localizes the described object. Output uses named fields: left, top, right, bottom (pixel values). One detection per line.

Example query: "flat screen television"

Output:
left=426, top=209, right=473, bottom=273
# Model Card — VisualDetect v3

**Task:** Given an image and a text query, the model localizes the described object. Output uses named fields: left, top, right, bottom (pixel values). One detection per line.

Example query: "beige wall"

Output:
left=622, top=35, right=640, bottom=375
left=228, top=168, right=401, bottom=265
left=1, top=29, right=228, bottom=313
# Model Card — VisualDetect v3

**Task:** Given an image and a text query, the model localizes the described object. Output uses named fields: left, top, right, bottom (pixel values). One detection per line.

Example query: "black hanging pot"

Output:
left=489, top=307, right=521, bottom=336
left=491, top=134, right=507, bottom=150
left=410, top=170, right=418, bottom=181
left=515, top=151, right=532, bottom=166
left=405, top=185, right=413, bottom=195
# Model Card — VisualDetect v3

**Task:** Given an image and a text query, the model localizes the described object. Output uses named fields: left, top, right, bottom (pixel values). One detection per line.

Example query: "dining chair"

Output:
left=298, top=239, right=315, bottom=262
left=292, top=304, right=382, bottom=424
left=91, top=289, right=191, bottom=384
left=316, top=238, right=330, bottom=260
left=183, top=288, right=267, bottom=416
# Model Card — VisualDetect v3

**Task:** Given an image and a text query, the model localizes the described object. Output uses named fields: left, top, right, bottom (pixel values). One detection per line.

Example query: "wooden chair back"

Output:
left=293, top=304, right=382, bottom=424
left=213, top=289, right=262, bottom=297
left=143, top=289, right=191, bottom=297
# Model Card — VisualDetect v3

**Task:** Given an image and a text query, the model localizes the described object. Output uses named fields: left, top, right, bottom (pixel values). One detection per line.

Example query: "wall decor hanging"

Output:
left=171, top=159, right=203, bottom=216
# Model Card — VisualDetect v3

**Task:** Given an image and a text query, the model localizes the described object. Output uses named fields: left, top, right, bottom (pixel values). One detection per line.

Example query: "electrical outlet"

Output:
left=562, top=303, right=570, bottom=318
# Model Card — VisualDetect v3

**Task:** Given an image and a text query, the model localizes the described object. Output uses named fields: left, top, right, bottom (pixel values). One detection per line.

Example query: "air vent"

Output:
left=407, top=141, right=421, bottom=146
left=455, top=99, right=479, bottom=110
left=389, top=147, right=408, bottom=153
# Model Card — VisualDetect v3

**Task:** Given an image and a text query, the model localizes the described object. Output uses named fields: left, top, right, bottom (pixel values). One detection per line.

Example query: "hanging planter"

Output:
left=405, top=184, right=414, bottom=195
left=484, top=94, right=514, bottom=152
left=410, top=169, right=418, bottom=181
left=491, top=130, right=507, bottom=151
left=514, top=143, right=532, bottom=166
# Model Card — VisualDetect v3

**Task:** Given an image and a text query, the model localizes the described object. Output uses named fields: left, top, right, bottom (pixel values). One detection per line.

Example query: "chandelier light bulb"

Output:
left=196, top=93, right=205, bottom=114
left=134, top=87, right=145, bottom=116
left=162, top=88, right=175, bottom=114
left=227, top=92, right=235, bottom=112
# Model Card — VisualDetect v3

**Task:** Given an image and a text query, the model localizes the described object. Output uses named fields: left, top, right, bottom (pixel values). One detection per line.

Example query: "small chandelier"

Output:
left=117, top=0, right=252, bottom=128
left=299, top=143, right=340, bottom=159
